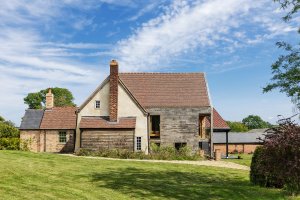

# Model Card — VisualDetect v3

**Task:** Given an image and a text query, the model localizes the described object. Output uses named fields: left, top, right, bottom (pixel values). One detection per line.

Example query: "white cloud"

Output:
left=128, top=1, right=162, bottom=21
left=115, top=0, right=297, bottom=72
left=0, top=0, right=130, bottom=124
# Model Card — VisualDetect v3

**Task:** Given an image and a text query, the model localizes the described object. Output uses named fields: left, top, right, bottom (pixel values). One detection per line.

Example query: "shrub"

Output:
left=250, top=146, right=282, bottom=187
left=0, top=121, right=20, bottom=150
left=0, top=122, right=19, bottom=138
left=76, top=144, right=202, bottom=161
left=250, top=117, right=300, bottom=196
left=19, top=138, right=32, bottom=151
left=0, top=138, right=20, bottom=150
left=149, top=144, right=201, bottom=160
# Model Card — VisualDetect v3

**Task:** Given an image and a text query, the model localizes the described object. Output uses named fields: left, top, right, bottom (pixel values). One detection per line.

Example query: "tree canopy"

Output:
left=227, top=121, right=249, bottom=132
left=0, top=122, right=19, bottom=138
left=0, top=116, right=15, bottom=127
left=274, top=0, right=300, bottom=22
left=227, top=115, right=272, bottom=132
left=264, top=0, right=300, bottom=111
left=242, top=115, right=272, bottom=130
left=24, top=87, right=76, bottom=109
left=0, top=116, right=19, bottom=138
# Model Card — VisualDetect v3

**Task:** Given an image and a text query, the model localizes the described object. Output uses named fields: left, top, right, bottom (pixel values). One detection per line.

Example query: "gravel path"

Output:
left=61, top=154, right=250, bottom=171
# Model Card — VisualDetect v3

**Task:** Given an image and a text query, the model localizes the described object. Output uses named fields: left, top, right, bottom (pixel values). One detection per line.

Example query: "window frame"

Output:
left=95, top=100, right=101, bottom=109
left=58, top=131, right=67, bottom=144
left=136, top=136, right=142, bottom=151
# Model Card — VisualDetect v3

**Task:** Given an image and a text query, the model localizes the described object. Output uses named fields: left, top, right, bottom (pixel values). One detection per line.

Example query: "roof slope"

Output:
left=119, top=73, right=210, bottom=108
left=205, top=108, right=230, bottom=130
left=20, top=109, right=44, bottom=130
left=80, top=116, right=136, bottom=129
left=40, top=107, right=77, bottom=129
left=212, top=132, right=266, bottom=144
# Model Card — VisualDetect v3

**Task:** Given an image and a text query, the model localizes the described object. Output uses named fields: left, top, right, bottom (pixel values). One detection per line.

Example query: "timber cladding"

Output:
left=80, top=128, right=134, bottom=151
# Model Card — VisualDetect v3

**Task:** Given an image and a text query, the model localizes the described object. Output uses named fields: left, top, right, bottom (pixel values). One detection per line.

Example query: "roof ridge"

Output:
left=119, top=72, right=204, bottom=74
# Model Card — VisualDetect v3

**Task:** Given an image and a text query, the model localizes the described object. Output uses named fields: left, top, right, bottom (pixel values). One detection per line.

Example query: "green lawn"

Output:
left=223, top=154, right=253, bottom=167
left=0, top=151, right=298, bottom=200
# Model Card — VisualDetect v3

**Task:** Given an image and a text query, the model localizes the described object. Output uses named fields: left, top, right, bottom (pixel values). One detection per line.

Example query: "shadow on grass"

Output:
left=90, top=167, right=283, bottom=200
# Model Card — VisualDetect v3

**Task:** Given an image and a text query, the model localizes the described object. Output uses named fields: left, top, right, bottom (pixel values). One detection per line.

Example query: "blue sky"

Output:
left=0, top=0, right=299, bottom=125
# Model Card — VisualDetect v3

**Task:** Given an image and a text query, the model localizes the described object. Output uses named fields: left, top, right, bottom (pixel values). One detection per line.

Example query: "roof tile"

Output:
left=205, top=108, right=230, bottom=129
left=40, top=107, right=77, bottom=129
left=80, top=116, right=136, bottom=129
left=19, top=109, right=44, bottom=130
left=119, top=73, right=210, bottom=108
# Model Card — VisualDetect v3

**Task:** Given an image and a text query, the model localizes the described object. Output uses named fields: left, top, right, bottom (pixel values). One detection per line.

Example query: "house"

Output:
left=20, top=60, right=230, bottom=154
left=212, top=129, right=267, bottom=155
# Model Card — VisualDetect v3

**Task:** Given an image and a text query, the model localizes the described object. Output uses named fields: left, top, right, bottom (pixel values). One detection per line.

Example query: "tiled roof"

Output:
left=119, top=73, right=210, bottom=108
left=19, top=109, right=44, bottom=130
left=40, top=107, right=77, bottom=129
left=205, top=108, right=230, bottom=130
left=212, top=132, right=266, bottom=144
left=80, top=116, right=136, bottom=129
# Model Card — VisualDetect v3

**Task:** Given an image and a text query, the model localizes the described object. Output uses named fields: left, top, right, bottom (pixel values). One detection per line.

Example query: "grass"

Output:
left=223, top=154, right=253, bottom=167
left=0, top=151, right=298, bottom=200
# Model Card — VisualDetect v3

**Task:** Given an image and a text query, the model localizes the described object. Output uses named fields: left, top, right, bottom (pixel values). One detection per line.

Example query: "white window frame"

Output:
left=136, top=136, right=142, bottom=151
left=95, top=100, right=100, bottom=109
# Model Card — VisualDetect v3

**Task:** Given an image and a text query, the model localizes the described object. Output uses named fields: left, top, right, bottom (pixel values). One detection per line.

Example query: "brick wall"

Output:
left=109, top=60, right=118, bottom=122
left=213, top=143, right=261, bottom=154
left=20, top=130, right=74, bottom=153
left=20, top=130, right=41, bottom=152
left=147, top=107, right=211, bottom=152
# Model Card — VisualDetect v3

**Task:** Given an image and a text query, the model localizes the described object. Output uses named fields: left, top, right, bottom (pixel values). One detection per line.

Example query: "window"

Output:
left=59, top=131, right=67, bottom=143
left=136, top=137, right=142, bottom=151
left=150, top=115, right=160, bottom=138
left=95, top=100, right=100, bottom=109
left=199, top=116, right=205, bottom=138
left=175, top=143, right=186, bottom=151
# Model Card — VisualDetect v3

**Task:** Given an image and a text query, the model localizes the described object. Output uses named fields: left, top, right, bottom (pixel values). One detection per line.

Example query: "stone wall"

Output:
left=147, top=107, right=211, bottom=152
left=20, top=130, right=74, bottom=153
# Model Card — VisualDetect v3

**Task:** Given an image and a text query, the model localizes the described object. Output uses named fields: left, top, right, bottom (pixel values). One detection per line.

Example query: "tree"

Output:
left=24, top=87, right=76, bottom=109
left=264, top=0, right=300, bottom=111
left=24, top=92, right=43, bottom=109
left=250, top=116, right=300, bottom=195
left=227, top=121, right=249, bottom=132
left=0, top=116, right=15, bottom=127
left=242, top=115, right=272, bottom=130
left=0, top=122, right=19, bottom=138
left=273, top=0, right=300, bottom=22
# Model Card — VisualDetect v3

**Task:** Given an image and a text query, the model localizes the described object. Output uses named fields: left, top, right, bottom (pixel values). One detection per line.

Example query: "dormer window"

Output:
left=95, top=100, right=100, bottom=109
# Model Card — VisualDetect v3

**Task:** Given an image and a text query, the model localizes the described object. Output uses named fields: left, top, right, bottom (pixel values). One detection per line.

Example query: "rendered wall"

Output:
left=76, top=82, right=148, bottom=153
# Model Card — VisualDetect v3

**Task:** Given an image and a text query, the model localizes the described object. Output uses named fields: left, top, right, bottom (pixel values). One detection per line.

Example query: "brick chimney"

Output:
left=45, top=88, right=54, bottom=109
left=109, top=60, right=118, bottom=122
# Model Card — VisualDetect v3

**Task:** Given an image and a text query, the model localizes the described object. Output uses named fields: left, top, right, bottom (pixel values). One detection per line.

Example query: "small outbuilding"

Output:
left=212, top=129, right=267, bottom=155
